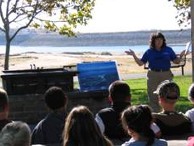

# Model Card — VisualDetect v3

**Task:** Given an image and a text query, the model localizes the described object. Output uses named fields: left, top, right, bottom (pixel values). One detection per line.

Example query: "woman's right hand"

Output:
left=125, top=49, right=143, bottom=66
left=125, top=49, right=135, bottom=56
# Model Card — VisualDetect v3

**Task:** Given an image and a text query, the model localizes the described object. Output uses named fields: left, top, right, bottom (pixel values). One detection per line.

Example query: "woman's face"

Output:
left=154, top=38, right=163, bottom=50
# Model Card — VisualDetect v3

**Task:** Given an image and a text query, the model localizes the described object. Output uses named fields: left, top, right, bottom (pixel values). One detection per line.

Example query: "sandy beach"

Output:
left=0, top=52, right=192, bottom=79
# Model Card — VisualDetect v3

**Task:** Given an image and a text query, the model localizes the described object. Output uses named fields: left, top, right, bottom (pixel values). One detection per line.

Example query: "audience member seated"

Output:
left=31, top=86, right=68, bottom=145
left=63, top=105, right=113, bottom=146
left=152, top=80, right=192, bottom=137
left=185, top=83, right=194, bottom=132
left=0, top=121, right=31, bottom=146
left=121, top=105, right=167, bottom=146
left=95, top=80, right=131, bottom=140
left=95, top=80, right=161, bottom=141
left=185, top=84, right=194, bottom=146
left=0, top=88, right=12, bottom=131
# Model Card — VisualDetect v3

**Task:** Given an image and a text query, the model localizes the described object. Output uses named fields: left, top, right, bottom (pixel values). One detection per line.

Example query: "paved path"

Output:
left=120, top=70, right=192, bottom=80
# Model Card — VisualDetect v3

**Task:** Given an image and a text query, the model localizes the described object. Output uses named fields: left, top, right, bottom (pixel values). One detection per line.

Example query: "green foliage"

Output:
left=0, top=0, right=95, bottom=36
left=168, top=0, right=191, bottom=29
left=0, top=0, right=95, bottom=70
left=125, top=75, right=193, bottom=113
left=174, top=0, right=190, bottom=6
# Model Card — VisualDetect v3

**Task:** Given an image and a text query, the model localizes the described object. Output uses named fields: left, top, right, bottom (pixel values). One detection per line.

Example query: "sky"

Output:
left=77, top=0, right=187, bottom=33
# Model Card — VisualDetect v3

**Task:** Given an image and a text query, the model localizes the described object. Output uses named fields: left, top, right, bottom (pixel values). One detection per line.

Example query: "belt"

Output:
left=150, top=69, right=170, bottom=72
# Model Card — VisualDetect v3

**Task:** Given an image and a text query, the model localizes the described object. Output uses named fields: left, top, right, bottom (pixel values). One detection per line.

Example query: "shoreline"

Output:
left=0, top=52, right=148, bottom=73
left=0, top=43, right=188, bottom=56
left=0, top=52, right=192, bottom=80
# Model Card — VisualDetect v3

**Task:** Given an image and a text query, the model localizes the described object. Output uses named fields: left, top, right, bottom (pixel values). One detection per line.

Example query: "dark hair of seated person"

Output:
left=44, top=86, right=67, bottom=111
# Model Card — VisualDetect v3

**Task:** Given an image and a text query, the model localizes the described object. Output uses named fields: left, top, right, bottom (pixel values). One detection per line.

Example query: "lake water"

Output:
left=0, top=44, right=189, bottom=55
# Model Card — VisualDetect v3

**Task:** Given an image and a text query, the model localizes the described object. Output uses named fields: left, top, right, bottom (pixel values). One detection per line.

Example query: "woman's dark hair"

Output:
left=149, top=32, right=166, bottom=49
left=121, top=105, right=155, bottom=146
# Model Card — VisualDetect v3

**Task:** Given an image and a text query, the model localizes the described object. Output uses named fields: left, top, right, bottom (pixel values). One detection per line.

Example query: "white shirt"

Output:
left=185, top=108, right=194, bottom=131
left=95, top=113, right=105, bottom=133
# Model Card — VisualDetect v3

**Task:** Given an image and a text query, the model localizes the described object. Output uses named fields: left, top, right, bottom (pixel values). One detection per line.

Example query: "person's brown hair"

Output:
left=121, top=105, right=155, bottom=146
left=109, top=80, right=131, bottom=102
left=149, top=32, right=166, bottom=49
left=63, top=105, right=113, bottom=146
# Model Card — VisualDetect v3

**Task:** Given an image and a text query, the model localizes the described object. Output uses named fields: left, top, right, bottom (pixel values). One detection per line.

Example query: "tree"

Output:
left=169, top=0, right=194, bottom=81
left=191, top=1, right=194, bottom=82
left=168, top=0, right=191, bottom=29
left=0, top=0, right=95, bottom=70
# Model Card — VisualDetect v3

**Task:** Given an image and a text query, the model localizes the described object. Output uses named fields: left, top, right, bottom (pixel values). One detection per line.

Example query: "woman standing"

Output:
left=125, top=32, right=185, bottom=112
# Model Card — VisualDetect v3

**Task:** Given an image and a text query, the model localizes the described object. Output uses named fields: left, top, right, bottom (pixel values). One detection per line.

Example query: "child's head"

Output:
left=108, top=80, right=131, bottom=103
left=121, top=105, right=155, bottom=146
left=121, top=105, right=152, bottom=133
left=63, top=105, right=113, bottom=146
left=44, top=86, right=67, bottom=111
left=154, top=80, right=180, bottom=104
left=64, top=105, right=100, bottom=138
left=188, top=83, right=194, bottom=103
left=0, top=121, right=31, bottom=146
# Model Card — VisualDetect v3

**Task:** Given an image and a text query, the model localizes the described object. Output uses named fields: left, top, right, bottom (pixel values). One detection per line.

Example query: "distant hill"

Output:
left=0, top=29, right=191, bottom=46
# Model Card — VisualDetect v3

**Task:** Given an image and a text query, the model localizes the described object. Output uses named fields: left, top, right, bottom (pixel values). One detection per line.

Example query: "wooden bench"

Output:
left=144, top=42, right=191, bottom=76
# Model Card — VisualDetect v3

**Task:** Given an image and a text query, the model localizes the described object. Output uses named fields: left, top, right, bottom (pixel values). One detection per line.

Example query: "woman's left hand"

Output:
left=180, top=50, right=186, bottom=58
left=180, top=49, right=190, bottom=58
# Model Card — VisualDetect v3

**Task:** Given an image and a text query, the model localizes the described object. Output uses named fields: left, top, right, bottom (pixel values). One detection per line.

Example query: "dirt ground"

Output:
left=0, top=52, right=192, bottom=76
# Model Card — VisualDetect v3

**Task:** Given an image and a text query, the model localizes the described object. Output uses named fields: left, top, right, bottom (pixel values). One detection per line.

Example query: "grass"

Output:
left=125, top=75, right=193, bottom=113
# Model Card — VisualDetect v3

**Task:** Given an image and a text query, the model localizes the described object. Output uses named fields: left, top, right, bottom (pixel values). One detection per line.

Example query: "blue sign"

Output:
left=77, top=61, right=120, bottom=92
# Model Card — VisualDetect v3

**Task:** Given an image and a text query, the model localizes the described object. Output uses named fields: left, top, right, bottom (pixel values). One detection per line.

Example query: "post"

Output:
left=191, top=0, right=194, bottom=82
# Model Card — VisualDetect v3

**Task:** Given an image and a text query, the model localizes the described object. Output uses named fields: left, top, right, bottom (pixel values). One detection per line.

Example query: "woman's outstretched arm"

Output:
left=125, top=49, right=144, bottom=66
